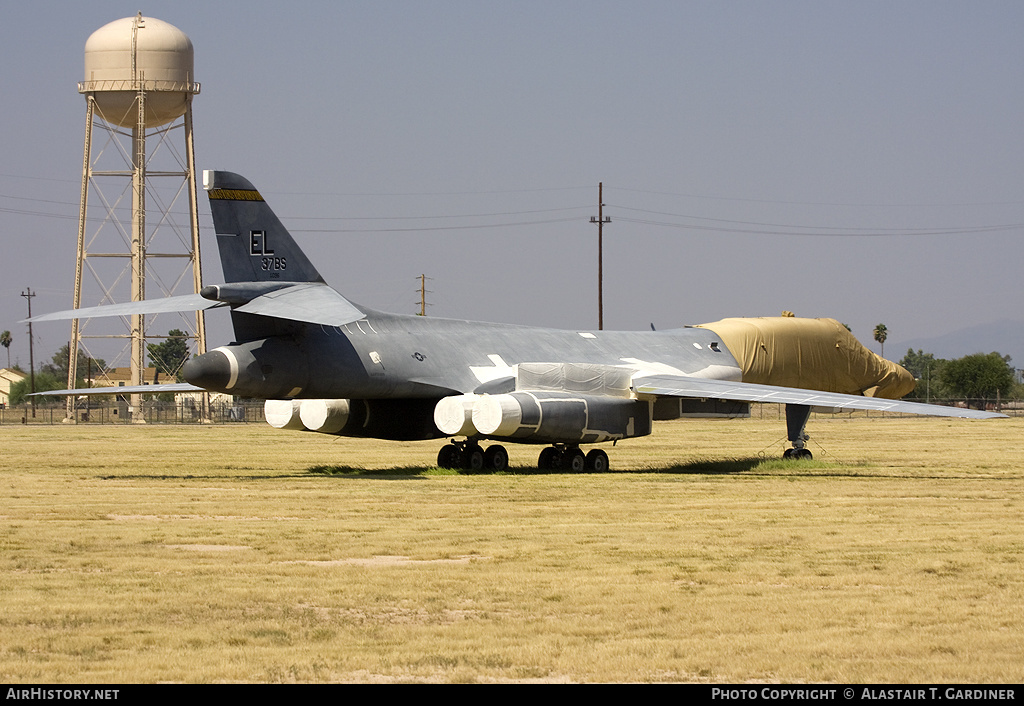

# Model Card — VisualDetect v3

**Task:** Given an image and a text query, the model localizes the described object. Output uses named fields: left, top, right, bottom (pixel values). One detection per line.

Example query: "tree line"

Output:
left=899, top=349, right=1019, bottom=408
left=6, top=329, right=190, bottom=405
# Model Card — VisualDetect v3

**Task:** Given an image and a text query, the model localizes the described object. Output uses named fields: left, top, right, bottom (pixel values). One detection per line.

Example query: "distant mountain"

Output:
left=889, top=319, right=1024, bottom=368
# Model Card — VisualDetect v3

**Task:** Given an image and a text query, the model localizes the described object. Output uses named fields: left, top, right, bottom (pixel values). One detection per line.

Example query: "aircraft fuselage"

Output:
left=183, top=308, right=742, bottom=402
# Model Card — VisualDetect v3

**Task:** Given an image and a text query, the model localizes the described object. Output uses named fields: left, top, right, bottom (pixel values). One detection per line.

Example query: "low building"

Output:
left=0, top=368, right=28, bottom=407
left=90, top=366, right=165, bottom=387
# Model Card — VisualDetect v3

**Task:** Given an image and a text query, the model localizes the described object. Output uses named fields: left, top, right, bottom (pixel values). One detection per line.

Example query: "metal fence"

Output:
left=0, top=400, right=268, bottom=425
left=2, top=398, right=1019, bottom=426
left=751, top=399, right=1023, bottom=419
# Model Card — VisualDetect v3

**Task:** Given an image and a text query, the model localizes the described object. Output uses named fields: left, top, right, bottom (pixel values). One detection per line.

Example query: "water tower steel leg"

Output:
left=130, top=86, right=146, bottom=423
left=184, top=102, right=211, bottom=422
left=66, top=98, right=95, bottom=423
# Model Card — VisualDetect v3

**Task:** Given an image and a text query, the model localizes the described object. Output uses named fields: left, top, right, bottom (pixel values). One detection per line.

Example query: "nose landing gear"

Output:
left=784, top=403, right=813, bottom=460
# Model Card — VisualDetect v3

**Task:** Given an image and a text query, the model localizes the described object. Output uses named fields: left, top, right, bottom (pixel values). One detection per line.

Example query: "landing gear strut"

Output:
left=784, top=403, right=813, bottom=460
left=437, top=440, right=509, bottom=471
left=537, top=445, right=610, bottom=472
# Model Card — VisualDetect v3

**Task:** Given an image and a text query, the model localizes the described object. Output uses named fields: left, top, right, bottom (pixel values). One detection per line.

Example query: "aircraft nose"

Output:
left=183, top=348, right=237, bottom=392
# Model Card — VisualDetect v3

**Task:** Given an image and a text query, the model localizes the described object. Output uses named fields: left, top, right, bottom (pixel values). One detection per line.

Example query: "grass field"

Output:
left=1, top=415, right=1022, bottom=683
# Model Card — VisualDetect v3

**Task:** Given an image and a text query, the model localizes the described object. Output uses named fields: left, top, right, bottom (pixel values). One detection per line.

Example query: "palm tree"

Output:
left=0, top=330, right=11, bottom=368
left=873, top=323, right=888, bottom=358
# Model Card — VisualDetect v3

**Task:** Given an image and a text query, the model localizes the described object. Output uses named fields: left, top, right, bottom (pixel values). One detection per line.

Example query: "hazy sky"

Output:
left=2, top=1, right=1023, bottom=370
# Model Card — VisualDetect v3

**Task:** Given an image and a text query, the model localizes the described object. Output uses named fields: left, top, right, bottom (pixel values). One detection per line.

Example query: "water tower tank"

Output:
left=81, top=14, right=199, bottom=128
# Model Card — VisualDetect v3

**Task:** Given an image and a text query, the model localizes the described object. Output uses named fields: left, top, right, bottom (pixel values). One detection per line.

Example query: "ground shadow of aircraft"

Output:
left=31, top=171, right=1003, bottom=471
left=307, top=457, right=770, bottom=476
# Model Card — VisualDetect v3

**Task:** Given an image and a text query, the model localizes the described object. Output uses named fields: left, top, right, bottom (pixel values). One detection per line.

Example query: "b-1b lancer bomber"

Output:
left=33, top=171, right=1003, bottom=471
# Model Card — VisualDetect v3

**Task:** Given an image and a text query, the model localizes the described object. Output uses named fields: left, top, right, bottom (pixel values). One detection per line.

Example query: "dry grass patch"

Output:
left=1, top=417, right=1022, bottom=682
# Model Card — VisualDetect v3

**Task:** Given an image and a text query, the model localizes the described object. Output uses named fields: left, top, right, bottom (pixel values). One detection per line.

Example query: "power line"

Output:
left=611, top=204, right=1024, bottom=234
left=283, top=205, right=592, bottom=221
left=290, top=216, right=583, bottom=233
left=612, top=215, right=1024, bottom=238
left=4, top=184, right=1024, bottom=237
left=611, top=185, right=1024, bottom=208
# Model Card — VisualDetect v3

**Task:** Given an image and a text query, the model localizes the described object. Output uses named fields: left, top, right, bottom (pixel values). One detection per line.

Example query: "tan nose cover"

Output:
left=697, top=317, right=915, bottom=400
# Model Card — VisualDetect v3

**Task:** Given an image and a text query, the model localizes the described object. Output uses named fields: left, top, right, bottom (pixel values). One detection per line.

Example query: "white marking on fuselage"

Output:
left=676, top=364, right=742, bottom=381
left=617, top=357, right=741, bottom=382
left=213, top=346, right=240, bottom=390
left=578, top=332, right=596, bottom=339
left=617, top=358, right=686, bottom=377
left=470, top=354, right=516, bottom=383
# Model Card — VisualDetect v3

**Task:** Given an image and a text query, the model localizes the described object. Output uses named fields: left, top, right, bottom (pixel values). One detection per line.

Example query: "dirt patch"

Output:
left=289, top=555, right=486, bottom=567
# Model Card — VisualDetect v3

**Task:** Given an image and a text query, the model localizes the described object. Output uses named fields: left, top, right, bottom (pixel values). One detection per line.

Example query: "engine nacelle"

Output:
left=185, top=337, right=310, bottom=398
left=264, top=399, right=305, bottom=430
left=299, top=398, right=351, bottom=433
left=264, top=398, right=443, bottom=441
left=434, top=394, right=481, bottom=436
left=435, top=391, right=652, bottom=444
left=653, top=397, right=750, bottom=419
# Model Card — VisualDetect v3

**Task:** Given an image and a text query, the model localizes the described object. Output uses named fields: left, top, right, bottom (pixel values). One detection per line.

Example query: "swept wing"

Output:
left=633, top=373, right=1004, bottom=419
left=41, top=383, right=204, bottom=396
left=27, top=294, right=220, bottom=323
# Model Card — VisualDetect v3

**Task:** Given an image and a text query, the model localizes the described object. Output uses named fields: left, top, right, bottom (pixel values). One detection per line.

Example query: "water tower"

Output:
left=70, top=14, right=207, bottom=422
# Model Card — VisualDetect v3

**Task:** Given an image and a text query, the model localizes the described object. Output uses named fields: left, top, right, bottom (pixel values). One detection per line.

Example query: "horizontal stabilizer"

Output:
left=633, top=374, right=1006, bottom=419
left=31, top=383, right=204, bottom=397
left=25, top=294, right=222, bottom=323
left=25, top=283, right=364, bottom=328
left=234, top=282, right=364, bottom=327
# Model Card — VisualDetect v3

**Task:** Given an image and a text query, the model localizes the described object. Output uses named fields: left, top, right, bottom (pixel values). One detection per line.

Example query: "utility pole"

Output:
left=590, top=182, right=611, bottom=330
left=417, top=274, right=431, bottom=316
left=21, top=288, right=36, bottom=418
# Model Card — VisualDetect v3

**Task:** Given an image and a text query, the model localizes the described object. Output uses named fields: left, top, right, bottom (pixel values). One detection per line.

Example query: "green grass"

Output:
left=1, top=417, right=1022, bottom=682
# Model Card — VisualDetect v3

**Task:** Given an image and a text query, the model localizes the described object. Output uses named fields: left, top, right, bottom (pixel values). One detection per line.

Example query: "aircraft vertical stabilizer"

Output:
left=204, top=170, right=325, bottom=284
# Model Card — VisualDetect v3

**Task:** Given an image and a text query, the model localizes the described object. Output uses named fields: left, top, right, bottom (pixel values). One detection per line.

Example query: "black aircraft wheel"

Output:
left=437, top=444, right=459, bottom=469
left=794, top=448, right=813, bottom=460
left=483, top=445, right=509, bottom=472
left=585, top=449, right=609, bottom=472
left=538, top=446, right=558, bottom=470
left=783, top=448, right=795, bottom=460
left=463, top=443, right=485, bottom=471
left=563, top=448, right=586, bottom=473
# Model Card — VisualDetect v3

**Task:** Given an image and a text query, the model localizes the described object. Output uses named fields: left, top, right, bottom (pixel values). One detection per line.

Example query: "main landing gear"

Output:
left=437, top=440, right=509, bottom=472
left=436, top=441, right=611, bottom=472
left=537, top=445, right=609, bottom=472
